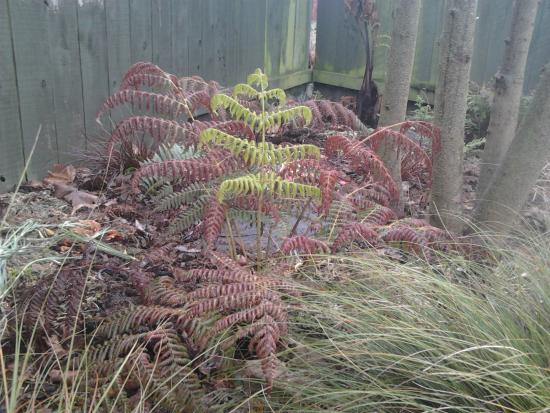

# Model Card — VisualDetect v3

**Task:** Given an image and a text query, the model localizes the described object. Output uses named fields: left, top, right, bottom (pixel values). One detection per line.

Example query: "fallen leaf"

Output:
left=64, top=190, right=99, bottom=215
left=43, top=164, right=76, bottom=185
left=104, top=229, right=124, bottom=241
left=52, top=182, right=77, bottom=198
left=72, top=220, right=101, bottom=236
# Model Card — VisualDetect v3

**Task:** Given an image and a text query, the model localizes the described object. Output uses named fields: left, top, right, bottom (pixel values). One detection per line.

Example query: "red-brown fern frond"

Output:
left=399, top=120, right=441, bottom=157
left=297, top=100, right=366, bottom=131
left=331, top=222, right=379, bottom=252
left=130, top=156, right=226, bottom=193
left=119, top=62, right=179, bottom=92
left=381, top=220, right=452, bottom=254
left=347, top=182, right=392, bottom=208
left=278, top=159, right=323, bottom=183
left=325, top=135, right=399, bottom=198
left=108, top=116, right=198, bottom=148
left=16, top=267, right=87, bottom=347
left=364, top=127, right=433, bottom=183
left=280, top=235, right=330, bottom=255
left=362, top=205, right=397, bottom=225
left=96, top=90, right=190, bottom=123
left=203, top=196, right=227, bottom=248
left=319, top=169, right=344, bottom=215
left=145, top=253, right=291, bottom=388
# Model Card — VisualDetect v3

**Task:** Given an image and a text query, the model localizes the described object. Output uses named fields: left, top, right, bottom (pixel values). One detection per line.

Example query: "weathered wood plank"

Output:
left=0, top=0, right=25, bottom=191
left=525, top=0, right=550, bottom=92
left=200, top=1, right=216, bottom=81
left=292, top=0, right=311, bottom=72
left=265, top=0, right=286, bottom=77
left=9, top=0, right=59, bottom=179
left=46, top=0, right=85, bottom=162
left=130, top=0, right=153, bottom=63
left=238, top=0, right=266, bottom=80
left=105, top=0, right=131, bottom=93
left=186, top=0, right=203, bottom=76
left=77, top=0, right=110, bottom=139
left=152, top=0, right=172, bottom=71
left=170, top=0, right=187, bottom=76
left=224, top=0, right=241, bottom=85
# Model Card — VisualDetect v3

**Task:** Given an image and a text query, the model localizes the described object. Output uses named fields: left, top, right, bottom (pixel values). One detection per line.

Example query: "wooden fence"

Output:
left=0, top=0, right=311, bottom=192
left=2, top=0, right=550, bottom=192
left=314, top=0, right=550, bottom=98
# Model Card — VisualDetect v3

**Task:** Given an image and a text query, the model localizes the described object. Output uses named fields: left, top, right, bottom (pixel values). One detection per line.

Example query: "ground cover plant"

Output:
left=1, top=63, right=548, bottom=412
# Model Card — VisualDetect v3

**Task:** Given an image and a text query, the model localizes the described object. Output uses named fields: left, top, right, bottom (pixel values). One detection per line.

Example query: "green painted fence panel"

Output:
left=315, top=0, right=550, bottom=95
left=130, top=0, right=153, bottom=63
left=46, top=0, right=85, bottom=162
left=9, top=0, right=59, bottom=180
left=106, top=0, right=131, bottom=93
left=0, top=0, right=25, bottom=192
left=77, top=0, right=110, bottom=140
left=0, top=0, right=312, bottom=190
left=152, top=0, right=173, bottom=71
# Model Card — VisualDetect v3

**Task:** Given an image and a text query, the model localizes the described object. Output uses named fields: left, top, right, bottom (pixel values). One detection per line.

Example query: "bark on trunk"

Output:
left=473, top=64, right=550, bottom=232
left=379, top=0, right=421, bottom=215
left=355, top=12, right=380, bottom=128
left=430, top=0, right=478, bottom=232
left=476, top=0, right=539, bottom=197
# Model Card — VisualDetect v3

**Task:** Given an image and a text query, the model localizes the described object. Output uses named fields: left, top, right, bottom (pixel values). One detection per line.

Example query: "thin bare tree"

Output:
left=473, top=63, right=550, bottom=232
left=378, top=0, right=421, bottom=214
left=430, top=0, right=478, bottom=232
left=476, top=0, right=540, bottom=197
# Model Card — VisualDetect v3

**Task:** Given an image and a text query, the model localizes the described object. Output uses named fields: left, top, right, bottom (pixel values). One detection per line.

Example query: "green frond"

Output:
left=154, top=182, right=214, bottom=212
left=261, top=88, right=286, bottom=106
left=265, top=106, right=312, bottom=128
left=199, top=128, right=257, bottom=160
left=200, top=128, right=320, bottom=166
left=138, top=144, right=202, bottom=195
left=169, top=196, right=211, bottom=234
left=145, top=143, right=201, bottom=164
left=140, top=176, right=172, bottom=195
left=210, top=94, right=260, bottom=128
left=233, top=83, right=259, bottom=99
left=217, top=172, right=320, bottom=203
left=247, top=68, right=268, bottom=89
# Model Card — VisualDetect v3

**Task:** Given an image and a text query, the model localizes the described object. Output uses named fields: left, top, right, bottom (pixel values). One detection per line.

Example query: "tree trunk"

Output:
left=430, top=0, right=478, bottom=232
left=379, top=0, right=421, bottom=215
left=356, top=19, right=380, bottom=128
left=473, top=64, right=550, bottom=232
left=476, top=0, right=539, bottom=197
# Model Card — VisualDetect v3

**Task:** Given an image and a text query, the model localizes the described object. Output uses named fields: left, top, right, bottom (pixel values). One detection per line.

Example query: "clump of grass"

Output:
left=270, top=235, right=550, bottom=412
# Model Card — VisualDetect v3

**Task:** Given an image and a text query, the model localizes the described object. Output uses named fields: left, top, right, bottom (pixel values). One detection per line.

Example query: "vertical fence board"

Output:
left=9, top=0, right=58, bottom=179
left=201, top=1, right=221, bottom=82
left=292, top=0, right=310, bottom=72
left=77, top=0, right=110, bottom=139
left=130, top=0, right=153, bottom=63
left=238, top=0, right=266, bottom=80
left=224, top=0, right=240, bottom=85
left=171, top=0, right=189, bottom=75
left=46, top=0, right=85, bottom=162
left=0, top=0, right=25, bottom=191
left=265, top=0, right=286, bottom=77
left=186, top=0, right=203, bottom=76
left=152, top=0, right=172, bottom=72
left=105, top=0, right=131, bottom=93
left=413, top=0, right=445, bottom=85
